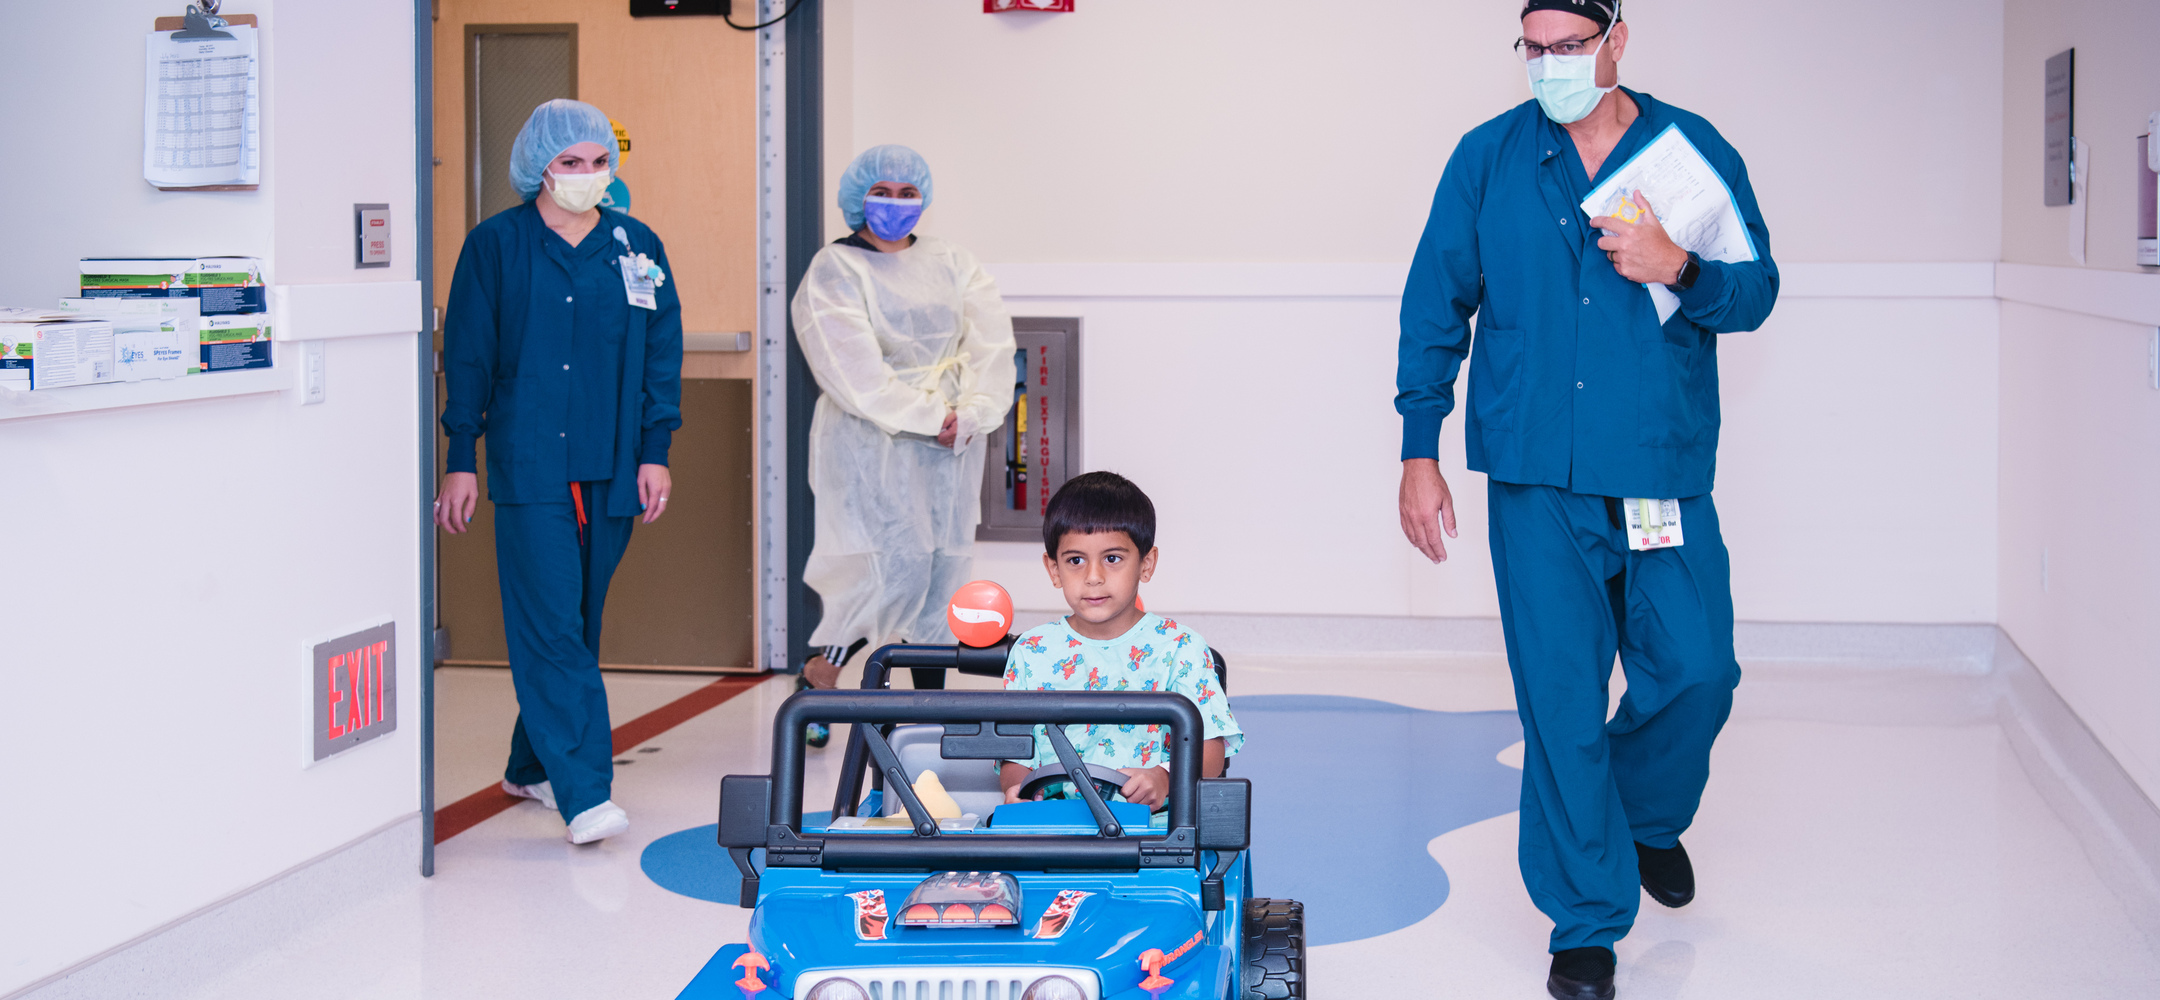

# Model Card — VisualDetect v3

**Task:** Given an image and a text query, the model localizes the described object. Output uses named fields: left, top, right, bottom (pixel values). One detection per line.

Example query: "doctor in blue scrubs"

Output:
left=434, top=99, right=683, bottom=846
left=1395, top=4, right=1776, bottom=997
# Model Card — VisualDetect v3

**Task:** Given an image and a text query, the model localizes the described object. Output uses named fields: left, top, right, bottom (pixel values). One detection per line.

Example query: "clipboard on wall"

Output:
left=145, top=5, right=262, bottom=192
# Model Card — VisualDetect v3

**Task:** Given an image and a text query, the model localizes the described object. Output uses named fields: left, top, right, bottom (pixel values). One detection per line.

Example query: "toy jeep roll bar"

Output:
left=825, top=636, right=1230, bottom=820
left=716, top=683, right=1252, bottom=910
left=829, top=637, right=1017, bottom=820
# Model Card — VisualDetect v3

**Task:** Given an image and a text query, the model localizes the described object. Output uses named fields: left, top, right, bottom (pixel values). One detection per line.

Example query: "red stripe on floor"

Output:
left=433, top=672, right=771, bottom=844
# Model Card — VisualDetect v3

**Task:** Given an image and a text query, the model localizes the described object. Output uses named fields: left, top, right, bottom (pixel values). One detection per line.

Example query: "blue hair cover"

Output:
left=837, top=145, right=934, bottom=230
left=509, top=99, right=620, bottom=200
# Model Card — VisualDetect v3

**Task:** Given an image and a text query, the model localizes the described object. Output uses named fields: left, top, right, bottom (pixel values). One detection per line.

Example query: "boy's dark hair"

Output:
left=1042, top=471, right=1155, bottom=556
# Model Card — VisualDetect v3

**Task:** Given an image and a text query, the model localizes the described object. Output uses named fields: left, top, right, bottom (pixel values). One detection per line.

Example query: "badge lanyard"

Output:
left=1624, top=497, right=1685, bottom=551
left=613, top=226, right=662, bottom=310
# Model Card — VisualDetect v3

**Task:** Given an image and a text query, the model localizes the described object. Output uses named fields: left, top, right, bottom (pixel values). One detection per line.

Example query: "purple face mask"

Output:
left=862, top=195, right=925, bottom=241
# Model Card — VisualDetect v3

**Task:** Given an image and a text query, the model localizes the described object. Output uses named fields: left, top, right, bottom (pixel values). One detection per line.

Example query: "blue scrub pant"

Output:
left=494, top=480, right=635, bottom=822
left=1486, top=481, right=1740, bottom=953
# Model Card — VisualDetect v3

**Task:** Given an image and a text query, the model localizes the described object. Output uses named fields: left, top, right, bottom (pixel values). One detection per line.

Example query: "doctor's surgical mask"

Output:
left=1521, top=28, right=1614, bottom=125
left=862, top=195, right=925, bottom=242
left=545, top=167, right=613, bottom=214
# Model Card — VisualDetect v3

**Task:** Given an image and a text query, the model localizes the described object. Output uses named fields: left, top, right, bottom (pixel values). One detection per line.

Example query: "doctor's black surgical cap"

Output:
left=1521, top=0, right=1619, bottom=29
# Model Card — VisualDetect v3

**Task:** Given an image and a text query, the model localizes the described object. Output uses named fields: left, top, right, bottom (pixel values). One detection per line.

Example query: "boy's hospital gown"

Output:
left=1003, top=613, right=1243, bottom=780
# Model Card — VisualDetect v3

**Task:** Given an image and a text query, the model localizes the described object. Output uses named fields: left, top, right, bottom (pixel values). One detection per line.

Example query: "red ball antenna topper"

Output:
left=946, top=580, right=1014, bottom=647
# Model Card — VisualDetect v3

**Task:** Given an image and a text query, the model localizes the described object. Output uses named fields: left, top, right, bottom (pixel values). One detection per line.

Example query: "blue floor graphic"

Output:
left=641, top=695, right=1523, bottom=946
left=1231, top=695, right=1521, bottom=944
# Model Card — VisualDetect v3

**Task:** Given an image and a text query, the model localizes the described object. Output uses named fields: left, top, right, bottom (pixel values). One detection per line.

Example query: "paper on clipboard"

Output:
left=1580, top=124, right=1755, bottom=324
left=143, top=25, right=261, bottom=188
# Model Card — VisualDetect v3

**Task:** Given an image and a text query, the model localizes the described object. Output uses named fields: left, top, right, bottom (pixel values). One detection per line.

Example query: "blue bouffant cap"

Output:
left=509, top=99, right=619, bottom=200
left=837, top=145, right=934, bottom=230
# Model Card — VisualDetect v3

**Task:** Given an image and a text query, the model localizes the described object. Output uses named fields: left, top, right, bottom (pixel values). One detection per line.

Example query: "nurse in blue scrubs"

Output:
left=1395, top=4, right=1776, bottom=997
left=434, top=99, right=683, bottom=846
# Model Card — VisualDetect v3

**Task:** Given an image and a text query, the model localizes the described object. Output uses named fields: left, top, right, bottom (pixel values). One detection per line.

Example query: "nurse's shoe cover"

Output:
left=566, top=801, right=630, bottom=844
left=502, top=779, right=557, bottom=811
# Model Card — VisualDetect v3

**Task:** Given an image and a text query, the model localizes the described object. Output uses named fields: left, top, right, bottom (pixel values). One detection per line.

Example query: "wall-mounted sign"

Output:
left=609, top=118, right=632, bottom=167
left=2044, top=49, right=2074, bottom=207
left=978, top=318, right=1081, bottom=542
left=354, top=203, right=391, bottom=269
left=312, top=622, right=396, bottom=762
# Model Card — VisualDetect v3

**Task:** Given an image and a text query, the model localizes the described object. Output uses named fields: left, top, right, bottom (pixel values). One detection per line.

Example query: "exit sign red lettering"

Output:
left=312, top=623, right=397, bottom=761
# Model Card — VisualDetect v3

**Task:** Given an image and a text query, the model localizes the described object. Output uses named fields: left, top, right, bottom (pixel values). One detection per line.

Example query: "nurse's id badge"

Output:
left=1623, top=498, right=1685, bottom=551
left=617, top=253, right=663, bottom=310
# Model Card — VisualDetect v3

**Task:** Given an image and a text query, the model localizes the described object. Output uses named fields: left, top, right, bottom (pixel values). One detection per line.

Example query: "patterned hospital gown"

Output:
left=1002, top=612, right=1243, bottom=774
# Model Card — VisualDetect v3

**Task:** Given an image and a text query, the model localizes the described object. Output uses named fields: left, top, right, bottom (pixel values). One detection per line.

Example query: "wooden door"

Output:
left=431, top=0, right=759, bottom=671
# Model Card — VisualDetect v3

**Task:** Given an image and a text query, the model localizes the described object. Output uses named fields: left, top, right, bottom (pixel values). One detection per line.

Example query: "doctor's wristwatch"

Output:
left=1666, top=251, right=1703, bottom=292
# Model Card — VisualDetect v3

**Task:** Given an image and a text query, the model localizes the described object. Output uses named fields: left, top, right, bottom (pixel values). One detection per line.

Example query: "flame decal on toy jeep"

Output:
left=1137, top=928, right=1205, bottom=996
left=847, top=889, right=889, bottom=940
left=1030, top=889, right=1094, bottom=939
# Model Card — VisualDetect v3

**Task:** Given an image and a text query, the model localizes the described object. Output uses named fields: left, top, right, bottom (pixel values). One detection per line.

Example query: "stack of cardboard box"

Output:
left=0, top=257, right=268, bottom=391
left=75, top=257, right=270, bottom=376
left=0, top=309, right=119, bottom=390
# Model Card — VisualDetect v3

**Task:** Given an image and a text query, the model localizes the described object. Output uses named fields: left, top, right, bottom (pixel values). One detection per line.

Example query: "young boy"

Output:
left=999, top=471, right=1241, bottom=809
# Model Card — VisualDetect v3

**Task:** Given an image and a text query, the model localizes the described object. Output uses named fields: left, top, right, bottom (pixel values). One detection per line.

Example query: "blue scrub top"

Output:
left=1397, top=90, right=1778, bottom=500
left=441, top=201, right=683, bottom=519
left=553, top=225, right=630, bottom=481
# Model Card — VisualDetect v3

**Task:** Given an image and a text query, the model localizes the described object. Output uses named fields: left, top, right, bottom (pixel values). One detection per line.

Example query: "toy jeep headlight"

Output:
left=895, top=871, right=1022, bottom=927
left=803, top=979, right=869, bottom=1000
left=1019, top=975, right=1087, bottom=1000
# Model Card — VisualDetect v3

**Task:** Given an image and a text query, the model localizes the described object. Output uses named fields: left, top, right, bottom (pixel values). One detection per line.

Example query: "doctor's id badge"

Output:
left=617, top=253, right=662, bottom=310
left=1624, top=498, right=1685, bottom=551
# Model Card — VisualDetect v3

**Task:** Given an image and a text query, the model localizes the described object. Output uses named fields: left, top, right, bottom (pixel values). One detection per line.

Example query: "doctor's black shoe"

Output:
left=1546, top=947, right=1616, bottom=1000
left=1636, top=840, right=1696, bottom=908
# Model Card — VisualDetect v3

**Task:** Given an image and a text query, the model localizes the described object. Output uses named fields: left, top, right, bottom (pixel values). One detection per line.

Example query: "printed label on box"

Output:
left=200, top=315, right=272, bottom=373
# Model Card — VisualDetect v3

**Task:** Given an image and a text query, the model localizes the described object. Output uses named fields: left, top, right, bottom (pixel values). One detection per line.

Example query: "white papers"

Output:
left=2068, top=136, right=2091, bottom=265
left=1580, top=124, right=1758, bottom=324
left=144, top=26, right=260, bottom=188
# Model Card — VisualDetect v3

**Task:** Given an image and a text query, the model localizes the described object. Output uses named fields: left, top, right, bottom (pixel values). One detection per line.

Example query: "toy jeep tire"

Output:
left=1240, top=898, right=1305, bottom=1000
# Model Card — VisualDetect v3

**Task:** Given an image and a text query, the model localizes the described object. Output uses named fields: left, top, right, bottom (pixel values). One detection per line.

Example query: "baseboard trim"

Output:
left=1990, top=632, right=2160, bottom=946
left=5, top=814, right=423, bottom=1000
left=1023, top=611, right=2005, bottom=665
left=981, top=261, right=1999, bottom=301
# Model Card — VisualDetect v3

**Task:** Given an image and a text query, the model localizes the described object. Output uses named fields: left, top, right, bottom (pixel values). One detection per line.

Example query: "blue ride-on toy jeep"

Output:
left=676, top=638, right=1305, bottom=1000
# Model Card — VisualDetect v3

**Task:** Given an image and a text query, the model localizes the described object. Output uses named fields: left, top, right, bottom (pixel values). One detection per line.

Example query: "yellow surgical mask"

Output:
left=544, top=168, right=612, bottom=214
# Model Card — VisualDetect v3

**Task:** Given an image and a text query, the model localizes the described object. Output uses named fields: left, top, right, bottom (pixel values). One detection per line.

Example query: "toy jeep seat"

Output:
left=880, top=726, right=1007, bottom=818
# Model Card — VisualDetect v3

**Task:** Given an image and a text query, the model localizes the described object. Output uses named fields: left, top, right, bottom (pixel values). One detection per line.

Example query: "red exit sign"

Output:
left=312, top=622, right=397, bottom=762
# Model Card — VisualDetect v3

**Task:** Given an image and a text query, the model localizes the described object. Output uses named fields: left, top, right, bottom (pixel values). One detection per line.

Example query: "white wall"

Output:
left=0, top=2, right=423, bottom=992
left=1997, top=0, right=2160, bottom=802
left=827, top=0, right=2007, bottom=624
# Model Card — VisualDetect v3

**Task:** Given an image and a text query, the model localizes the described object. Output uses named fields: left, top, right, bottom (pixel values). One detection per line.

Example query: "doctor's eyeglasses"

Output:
left=1513, top=31, right=1607, bottom=61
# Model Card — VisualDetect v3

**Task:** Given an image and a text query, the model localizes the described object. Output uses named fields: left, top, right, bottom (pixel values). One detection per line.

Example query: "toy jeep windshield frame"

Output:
left=716, top=650, right=1252, bottom=909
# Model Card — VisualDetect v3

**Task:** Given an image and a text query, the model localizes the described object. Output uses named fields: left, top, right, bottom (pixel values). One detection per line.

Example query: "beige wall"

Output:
left=824, top=0, right=2002, bottom=264
left=0, top=2, right=424, bottom=990
left=2002, top=1, right=2160, bottom=269
left=1999, top=0, right=2160, bottom=802
left=825, top=0, right=2009, bottom=625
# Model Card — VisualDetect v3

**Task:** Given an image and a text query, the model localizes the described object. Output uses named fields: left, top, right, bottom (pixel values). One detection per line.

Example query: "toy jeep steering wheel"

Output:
left=1016, top=761, right=1130, bottom=804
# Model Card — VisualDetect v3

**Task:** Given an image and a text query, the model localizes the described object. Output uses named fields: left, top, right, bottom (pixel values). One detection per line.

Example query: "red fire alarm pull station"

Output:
left=986, top=0, right=1073, bottom=11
